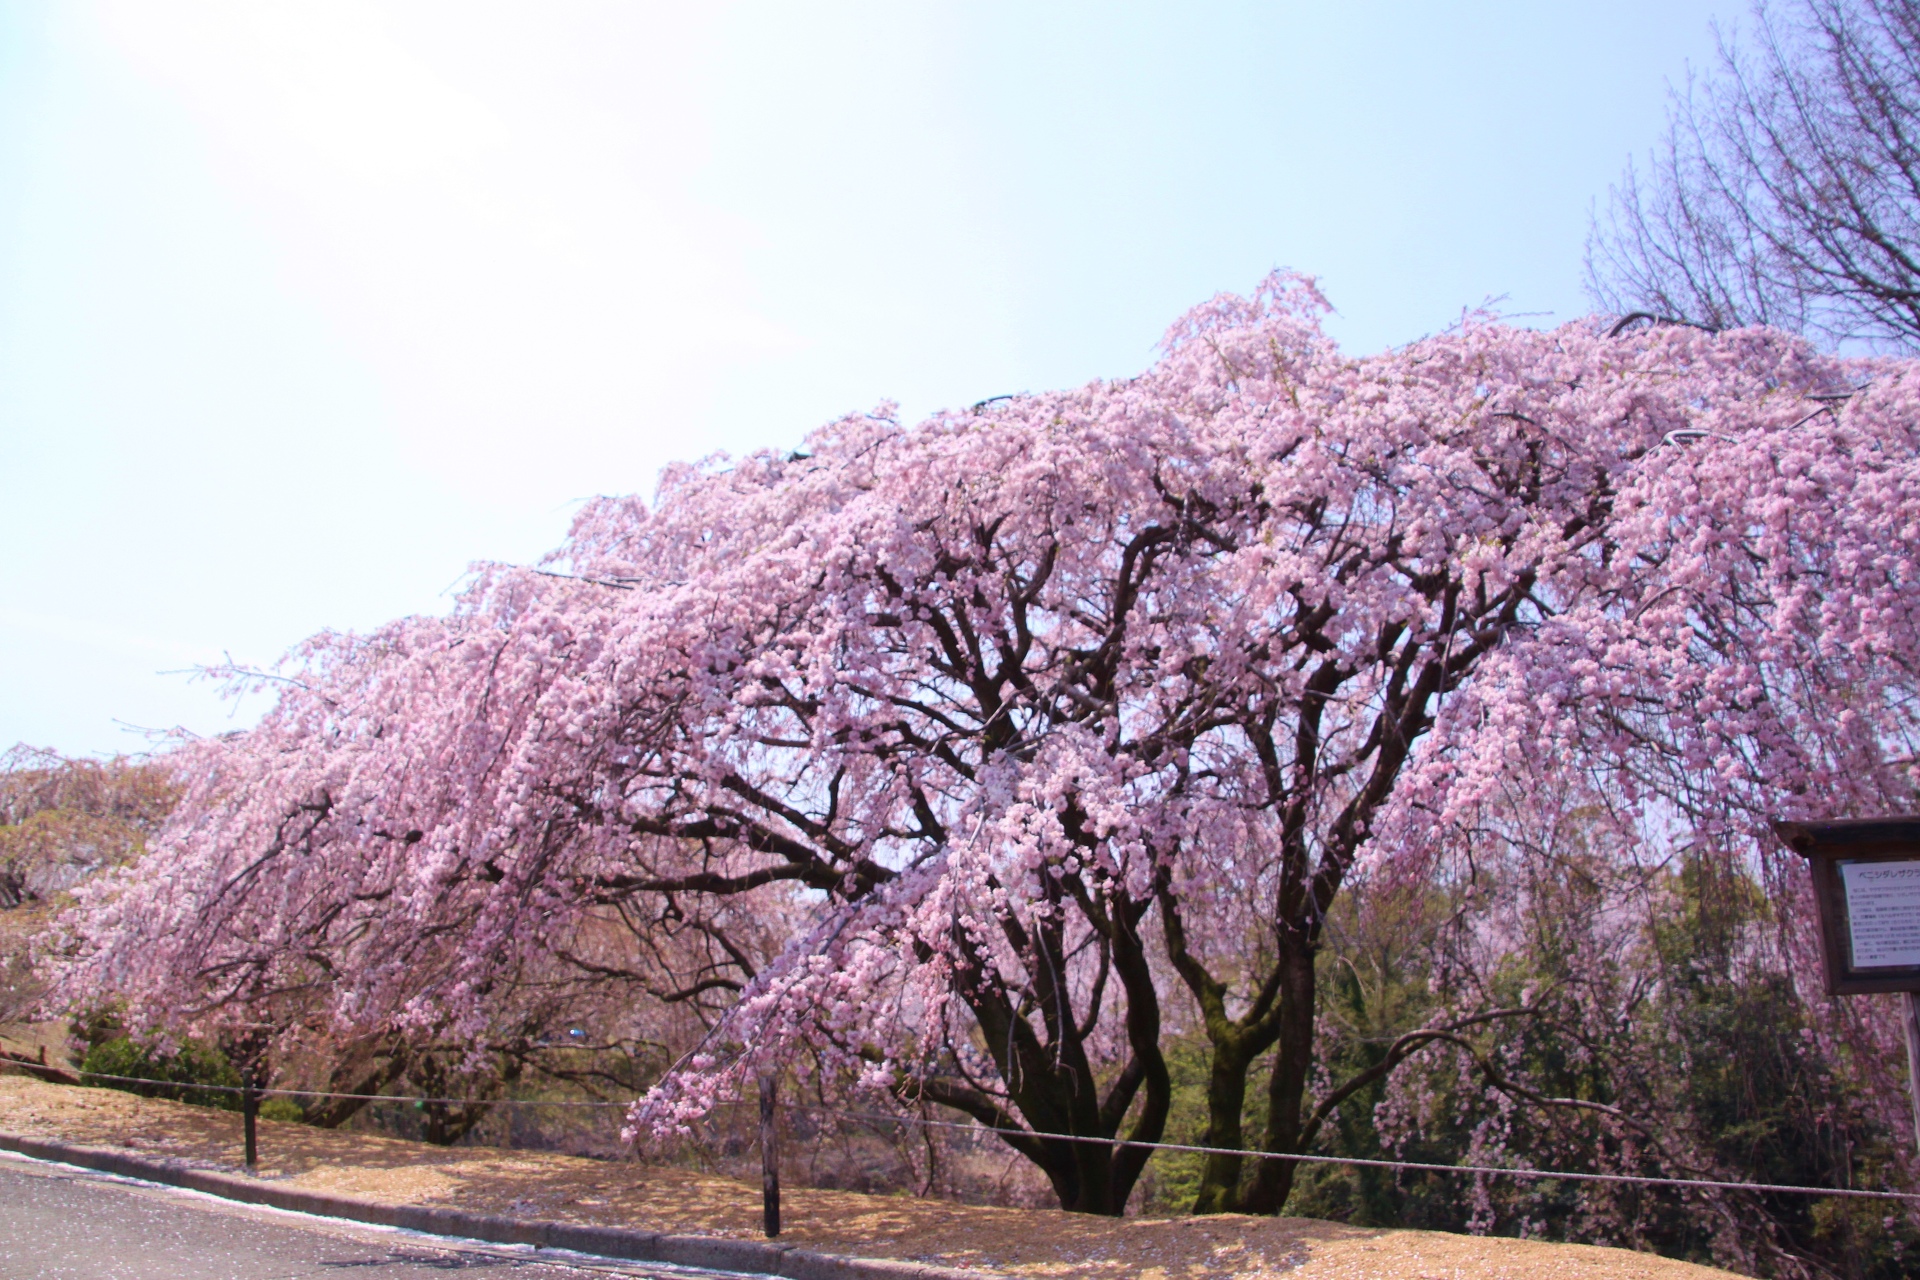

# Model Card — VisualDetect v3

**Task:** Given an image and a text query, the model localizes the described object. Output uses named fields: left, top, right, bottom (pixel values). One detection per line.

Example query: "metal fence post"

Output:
left=758, top=1073, right=780, bottom=1238
left=242, top=1070, right=258, bottom=1171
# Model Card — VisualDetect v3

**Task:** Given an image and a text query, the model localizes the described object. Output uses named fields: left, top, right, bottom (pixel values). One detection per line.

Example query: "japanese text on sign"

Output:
left=1841, top=860, right=1920, bottom=969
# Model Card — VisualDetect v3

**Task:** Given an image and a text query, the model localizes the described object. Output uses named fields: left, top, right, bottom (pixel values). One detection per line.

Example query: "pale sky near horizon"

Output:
left=2, top=1, right=1732, bottom=758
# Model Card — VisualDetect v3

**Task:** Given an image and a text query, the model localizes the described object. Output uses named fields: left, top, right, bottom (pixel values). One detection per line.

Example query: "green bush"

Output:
left=81, top=1036, right=242, bottom=1111
left=257, top=1097, right=304, bottom=1123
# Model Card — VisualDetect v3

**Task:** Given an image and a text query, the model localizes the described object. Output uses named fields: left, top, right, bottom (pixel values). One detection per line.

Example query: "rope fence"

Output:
left=49, top=1068, right=1920, bottom=1205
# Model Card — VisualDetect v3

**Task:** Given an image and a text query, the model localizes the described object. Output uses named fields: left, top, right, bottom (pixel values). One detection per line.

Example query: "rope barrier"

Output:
left=767, top=1100, right=1920, bottom=1204
left=56, top=1069, right=1920, bottom=1203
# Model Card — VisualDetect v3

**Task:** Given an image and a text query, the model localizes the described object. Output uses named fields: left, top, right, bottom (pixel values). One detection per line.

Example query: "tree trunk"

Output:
left=1190, top=1036, right=1255, bottom=1213
left=1185, top=929, right=1318, bottom=1216
left=1243, top=934, right=1318, bottom=1214
left=939, top=880, right=1170, bottom=1217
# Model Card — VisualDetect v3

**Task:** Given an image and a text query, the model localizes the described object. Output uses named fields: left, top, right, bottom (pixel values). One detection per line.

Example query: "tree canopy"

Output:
left=53, top=276, right=1920, bottom=1216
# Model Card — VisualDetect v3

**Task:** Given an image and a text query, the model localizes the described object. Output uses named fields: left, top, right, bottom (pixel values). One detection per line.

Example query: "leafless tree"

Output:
left=1588, top=0, right=1920, bottom=350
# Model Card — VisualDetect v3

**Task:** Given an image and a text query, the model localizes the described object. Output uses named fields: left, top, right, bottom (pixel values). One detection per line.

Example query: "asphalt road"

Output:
left=0, top=1153, right=692, bottom=1280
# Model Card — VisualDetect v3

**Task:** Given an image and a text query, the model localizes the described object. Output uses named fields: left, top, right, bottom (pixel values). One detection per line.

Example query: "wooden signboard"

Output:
left=1774, top=816, right=1920, bottom=1150
left=1773, top=817, right=1920, bottom=996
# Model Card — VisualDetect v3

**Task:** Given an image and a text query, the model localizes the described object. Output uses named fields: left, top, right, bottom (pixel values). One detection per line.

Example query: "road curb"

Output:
left=0, top=1131, right=989, bottom=1280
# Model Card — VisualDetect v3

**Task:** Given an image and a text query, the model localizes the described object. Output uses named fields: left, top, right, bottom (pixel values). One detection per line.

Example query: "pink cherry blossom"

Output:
left=52, top=276, right=1920, bottom=1216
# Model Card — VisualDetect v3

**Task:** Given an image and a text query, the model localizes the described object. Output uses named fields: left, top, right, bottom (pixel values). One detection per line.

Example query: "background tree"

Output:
left=1589, top=0, right=1920, bottom=350
left=1346, top=796, right=1920, bottom=1280
left=0, top=746, right=176, bottom=913
left=1, top=747, right=175, bottom=1028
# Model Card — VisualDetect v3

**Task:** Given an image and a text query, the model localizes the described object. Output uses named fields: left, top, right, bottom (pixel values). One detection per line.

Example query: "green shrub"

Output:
left=81, top=1036, right=242, bottom=1111
left=257, top=1097, right=304, bottom=1123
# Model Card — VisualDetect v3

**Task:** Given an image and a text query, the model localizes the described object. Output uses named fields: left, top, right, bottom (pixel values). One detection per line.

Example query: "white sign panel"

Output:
left=1841, top=860, right=1920, bottom=968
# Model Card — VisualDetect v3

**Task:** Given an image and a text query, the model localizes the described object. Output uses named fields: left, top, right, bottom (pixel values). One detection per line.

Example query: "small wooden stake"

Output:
left=759, top=1073, right=780, bottom=1238
left=241, top=1070, right=259, bottom=1171
left=1904, top=992, right=1920, bottom=1150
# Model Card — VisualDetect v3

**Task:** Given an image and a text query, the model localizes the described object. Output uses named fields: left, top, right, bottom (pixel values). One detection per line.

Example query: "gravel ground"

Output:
left=0, top=1073, right=1740, bottom=1280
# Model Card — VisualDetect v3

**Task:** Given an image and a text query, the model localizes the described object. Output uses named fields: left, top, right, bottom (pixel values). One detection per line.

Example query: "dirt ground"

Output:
left=0, top=1071, right=1739, bottom=1280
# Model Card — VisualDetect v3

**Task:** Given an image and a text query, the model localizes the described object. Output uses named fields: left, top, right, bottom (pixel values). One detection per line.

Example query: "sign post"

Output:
left=1774, top=817, right=1920, bottom=1148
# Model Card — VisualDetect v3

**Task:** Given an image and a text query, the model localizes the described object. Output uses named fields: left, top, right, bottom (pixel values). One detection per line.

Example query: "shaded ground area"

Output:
left=0, top=1073, right=1737, bottom=1280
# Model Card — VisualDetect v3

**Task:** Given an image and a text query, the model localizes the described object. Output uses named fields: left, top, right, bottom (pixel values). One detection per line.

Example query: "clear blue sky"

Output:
left=1, top=1, right=1730, bottom=756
